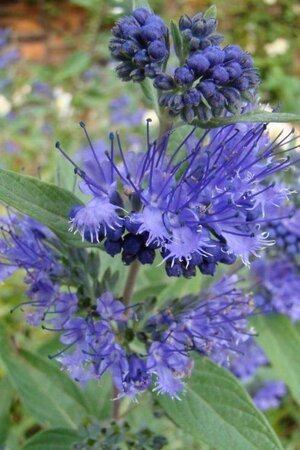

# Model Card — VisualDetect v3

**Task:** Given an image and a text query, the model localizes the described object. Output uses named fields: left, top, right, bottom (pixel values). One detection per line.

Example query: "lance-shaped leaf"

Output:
left=140, top=78, right=159, bottom=115
left=0, top=326, right=92, bottom=428
left=204, top=5, right=217, bottom=19
left=170, top=20, right=184, bottom=63
left=0, top=378, right=14, bottom=445
left=0, top=168, right=88, bottom=247
left=19, top=429, right=81, bottom=450
left=159, top=358, right=283, bottom=450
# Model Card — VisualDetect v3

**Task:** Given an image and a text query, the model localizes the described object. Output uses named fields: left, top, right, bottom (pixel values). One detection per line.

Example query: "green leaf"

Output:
left=191, top=111, right=300, bottom=129
left=0, top=168, right=87, bottom=247
left=254, top=314, right=300, bottom=406
left=0, top=326, right=91, bottom=428
left=170, top=20, right=183, bottom=62
left=159, top=358, right=283, bottom=450
left=19, top=428, right=81, bottom=450
left=204, top=5, right=217, bottom=19
left=140, top=79, right=159, bottom=115
left=83, top=375, right=112, bottom=420
left=0, top=378, right=14, bottom=445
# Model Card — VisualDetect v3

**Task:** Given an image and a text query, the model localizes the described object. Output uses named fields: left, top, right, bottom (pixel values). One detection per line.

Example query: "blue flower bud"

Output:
left=211, top=65, right=229, bottom=84
left=203, top=46, right=224, bottom=65
left=132, top=7, right=151, bottom=25
left=138, top=248, right=156, bottom=264
left=224, top=45, right=244, bottom=62
left=165, top=260, right=182, bottom=277
left=178, top=15, right=192, bottom=31
left=181, top=106, right=195, bottom=123
left=116, top=62, right=135, bottom=81
left=182, top=263, right=196, bottom=278
left=110, top=9, right=168, bottom=82
left=144, top=62, right=162, bottom=78
left=226, top=62, right=242, bottom=80
left=104, top=239, right=122, bottom=256
left=124, top=216, right=140, bottom=234
left=233, top=77, right=250, bottom=91
left=183, top=88, right=201, bottom=106
left=106, top=224, right=125, bottom=241
left=174, top=66, right=195, bottom=85
left=134, top=49, right=149, bottom=66
left=141, top=23, right=164, bottom=41
left=130, top=68, right=146, bottom=82
left=187, top=52, right=210, bottom=75
left=154, top=74, right=175, bottom=90
left=199, top=261, right=216, bottom=275
left=148, top=40, right=168, bottom=62
left=197, top=80, right=216, bottom=98
left=123, top=234, right=142, bottom=255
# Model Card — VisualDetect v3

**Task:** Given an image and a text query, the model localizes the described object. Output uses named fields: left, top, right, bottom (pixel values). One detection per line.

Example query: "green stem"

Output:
left=122, top=259, right=141, bottom=306
left=112, top=386, right=121, bottom=420
left=112, top=260, right=141, bottom=420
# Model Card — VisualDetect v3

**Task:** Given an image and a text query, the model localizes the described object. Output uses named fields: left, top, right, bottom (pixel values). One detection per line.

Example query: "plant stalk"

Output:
left=122, top=259, right=141, bottom=305
left=112, top=260, right=141, bottom=419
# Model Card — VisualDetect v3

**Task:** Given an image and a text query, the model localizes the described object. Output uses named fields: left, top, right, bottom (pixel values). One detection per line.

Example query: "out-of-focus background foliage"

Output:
left=0, top=1, right=300, bottom=449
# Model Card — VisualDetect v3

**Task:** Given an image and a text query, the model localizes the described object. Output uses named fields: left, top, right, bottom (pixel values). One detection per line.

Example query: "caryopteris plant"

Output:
left=1, top=2, right=300, bottom=449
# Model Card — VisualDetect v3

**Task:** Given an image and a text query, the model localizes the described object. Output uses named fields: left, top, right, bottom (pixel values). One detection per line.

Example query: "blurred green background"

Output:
left=1, top=0, right=299, bottom=175
left=0, top=1, right=300, bottom=448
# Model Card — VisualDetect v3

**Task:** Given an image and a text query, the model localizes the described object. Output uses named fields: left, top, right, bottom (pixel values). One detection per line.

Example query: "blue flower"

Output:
left=53, top=276, right=255, bottom=398
left=109, top=8, right=169, bottom=82
left=144, top=275, right=255, bottom=396
left=0, top=213, right=80, bottom=326
left=0, top=214, right=62, bottom=281
left=63, top=120, right=298, bottom=278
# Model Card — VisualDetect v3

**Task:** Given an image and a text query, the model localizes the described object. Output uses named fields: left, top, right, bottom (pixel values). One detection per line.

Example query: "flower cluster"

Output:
left=109, top=8, right=169, bottom=82
left=267, top=209, right=300, bottom=262
left=249, top=199, right=300, bottom=321
left=156, top=44, right=259, bottom=123
left=109, top=8, right=259, bottom=123
left=0, top=214, right=71, bottom=325
left=62, top=120, right=298, bottom=279
left=57, top=277, right=255, bottom=398
left=1, top=212, right=255, bottom=398
left=178, top=12, right=223, bottom=51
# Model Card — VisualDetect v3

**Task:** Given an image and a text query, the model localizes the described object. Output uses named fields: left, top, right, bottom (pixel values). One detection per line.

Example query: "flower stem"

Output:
left=112, top=386, right=121, bottom=420
left=112, top=260, right=141, bottom=419
left=122, top=259, right=140, bottom=305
